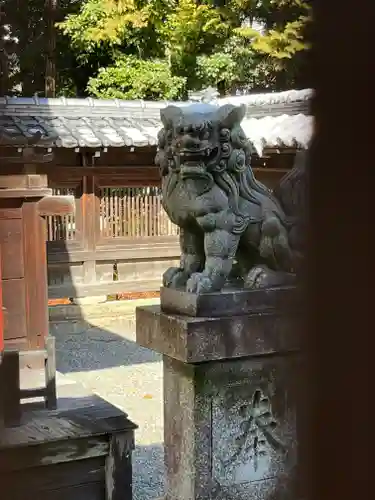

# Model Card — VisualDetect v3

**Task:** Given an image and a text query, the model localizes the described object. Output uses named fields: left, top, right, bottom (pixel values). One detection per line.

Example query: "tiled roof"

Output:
left=0, top=88, right=313, bottom=156
left=242, top=113, right=313, bottom=155
left=221, top=88, right=312, bottom=107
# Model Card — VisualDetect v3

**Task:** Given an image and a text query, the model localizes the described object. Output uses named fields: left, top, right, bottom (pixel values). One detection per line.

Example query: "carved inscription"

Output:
left=212, top=386, right=286, bottom=486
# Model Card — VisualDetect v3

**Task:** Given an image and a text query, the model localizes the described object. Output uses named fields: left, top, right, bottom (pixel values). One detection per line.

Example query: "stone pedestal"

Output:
left=136, top=286, right=301, bottom=500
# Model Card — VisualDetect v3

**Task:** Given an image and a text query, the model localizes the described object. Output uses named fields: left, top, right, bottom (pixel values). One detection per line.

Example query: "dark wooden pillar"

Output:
left=0, top=245, right=2, bottom=429
left=0, top=245, right=3, bottom=354
left=23, top=197, right=50, bottom=350
left=0, top=174, right=50, bottom=355
left=304, top=2, right=373, bottom=500
left=0, top=170, right=74, bottom=365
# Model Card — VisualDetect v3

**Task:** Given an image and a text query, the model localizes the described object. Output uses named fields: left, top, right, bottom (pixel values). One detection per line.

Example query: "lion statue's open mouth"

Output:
left=177, top=146, right=220, bottom=181
left=179, top=146, right=219, bottom=162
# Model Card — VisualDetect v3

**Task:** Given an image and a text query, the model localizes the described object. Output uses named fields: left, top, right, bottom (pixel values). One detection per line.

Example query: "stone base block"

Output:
left=160, top=285, right=298, bottom=318
left=136, top=304, right=299, bottom=364
left=163, top=353, right=299, bottom=500
left=136, top=287, right=301, bottom=500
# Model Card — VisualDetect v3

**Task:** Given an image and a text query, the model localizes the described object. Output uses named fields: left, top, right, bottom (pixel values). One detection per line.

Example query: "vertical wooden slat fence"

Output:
left=45, top=173, right=180, bottom=299
left=99, top=186, right=179, bottom=239
left=46, top=187, right=77, bottom=242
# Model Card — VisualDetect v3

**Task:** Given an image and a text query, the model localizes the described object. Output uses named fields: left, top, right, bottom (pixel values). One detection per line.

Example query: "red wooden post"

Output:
left=0, top=244, right=3, bottom=427
left=0, top=244, right=3, bottom=353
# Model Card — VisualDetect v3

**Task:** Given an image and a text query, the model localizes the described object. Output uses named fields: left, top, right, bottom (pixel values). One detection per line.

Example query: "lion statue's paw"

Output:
left=186, top=272, right=216, bottom=294
left=244, top=264, right=296, bottom=289
left=163, top=267, right=189, bottom=289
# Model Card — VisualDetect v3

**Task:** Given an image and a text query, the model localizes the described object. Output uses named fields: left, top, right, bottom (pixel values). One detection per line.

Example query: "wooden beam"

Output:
left=47, top=239, right=180, bottom=264
left=0, top=174, right=49, bottom=190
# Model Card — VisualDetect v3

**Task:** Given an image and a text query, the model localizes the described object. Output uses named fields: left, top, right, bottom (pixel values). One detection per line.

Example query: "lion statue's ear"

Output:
left=160, top=105, right=183, bottom=128
left=216, top=104, right=246, bottom=128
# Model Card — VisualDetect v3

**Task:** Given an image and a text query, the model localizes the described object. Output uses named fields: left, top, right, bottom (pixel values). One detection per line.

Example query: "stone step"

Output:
left=49, top=297, right=160, bottom=323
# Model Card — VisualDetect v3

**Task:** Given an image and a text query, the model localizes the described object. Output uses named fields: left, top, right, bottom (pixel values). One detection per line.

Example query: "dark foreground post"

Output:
left=137, top=286, right=301, bottom=500
left=304, top=2, right=373, bottom=500
left=0, top=245, right=3, bottom=429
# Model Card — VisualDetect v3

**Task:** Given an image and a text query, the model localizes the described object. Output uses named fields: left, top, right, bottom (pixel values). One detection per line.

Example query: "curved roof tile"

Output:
left=0, top=89, right=313, bottom=154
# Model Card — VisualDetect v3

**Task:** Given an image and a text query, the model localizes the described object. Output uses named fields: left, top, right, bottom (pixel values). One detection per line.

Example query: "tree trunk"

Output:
left=45, top=0, right=57, bottom=97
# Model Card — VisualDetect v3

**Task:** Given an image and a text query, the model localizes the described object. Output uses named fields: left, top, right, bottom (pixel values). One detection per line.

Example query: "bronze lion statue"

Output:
left=156, top=102, right=303, bottom=294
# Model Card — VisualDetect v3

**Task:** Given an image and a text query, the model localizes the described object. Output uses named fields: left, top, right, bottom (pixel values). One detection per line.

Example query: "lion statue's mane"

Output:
left=155, top=103, right=288, bottom=233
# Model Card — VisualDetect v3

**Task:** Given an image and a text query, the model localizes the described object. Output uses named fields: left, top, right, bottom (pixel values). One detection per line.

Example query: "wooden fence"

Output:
left=99, top=187, right=179, bottom=239
left=45, top=166, right=180, bottom=299
left=46, top=186, right=179, bottom=243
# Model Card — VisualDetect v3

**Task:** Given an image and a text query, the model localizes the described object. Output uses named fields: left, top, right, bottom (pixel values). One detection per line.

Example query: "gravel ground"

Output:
left=52, top=314, right=165, bottom=500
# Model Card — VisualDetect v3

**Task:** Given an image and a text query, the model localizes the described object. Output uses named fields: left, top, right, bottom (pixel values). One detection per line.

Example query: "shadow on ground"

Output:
left=50, top=309, right=165, bottom=500
left=51, top=315, right=160, bottom=373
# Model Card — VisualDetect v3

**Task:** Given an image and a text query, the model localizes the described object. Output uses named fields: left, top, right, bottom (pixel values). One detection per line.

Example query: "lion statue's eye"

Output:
left=220, top=128, right=231, bottom=141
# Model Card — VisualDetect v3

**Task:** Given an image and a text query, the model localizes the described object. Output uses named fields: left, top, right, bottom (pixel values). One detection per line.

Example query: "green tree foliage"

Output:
left=196, top=52, right=237, bottom=91
left=160, top=0, right=229, bottom=88
left=86, top=55, right=186, bottom=99
left=234, top=0, right=311, bottom=88
left=56, top=0, right=149, bottom=57
left=1, top=0, right=311, bottom=98
left=55, top=0, right=171, bottom=95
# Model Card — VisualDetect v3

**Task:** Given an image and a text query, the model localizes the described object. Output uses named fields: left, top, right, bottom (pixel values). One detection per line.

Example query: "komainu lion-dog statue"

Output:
left=155, top=102, right=306, bottom=294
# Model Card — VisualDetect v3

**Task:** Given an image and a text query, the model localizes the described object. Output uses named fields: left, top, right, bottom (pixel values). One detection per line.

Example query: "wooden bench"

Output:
left=0, top=382, right=137, bottom=500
